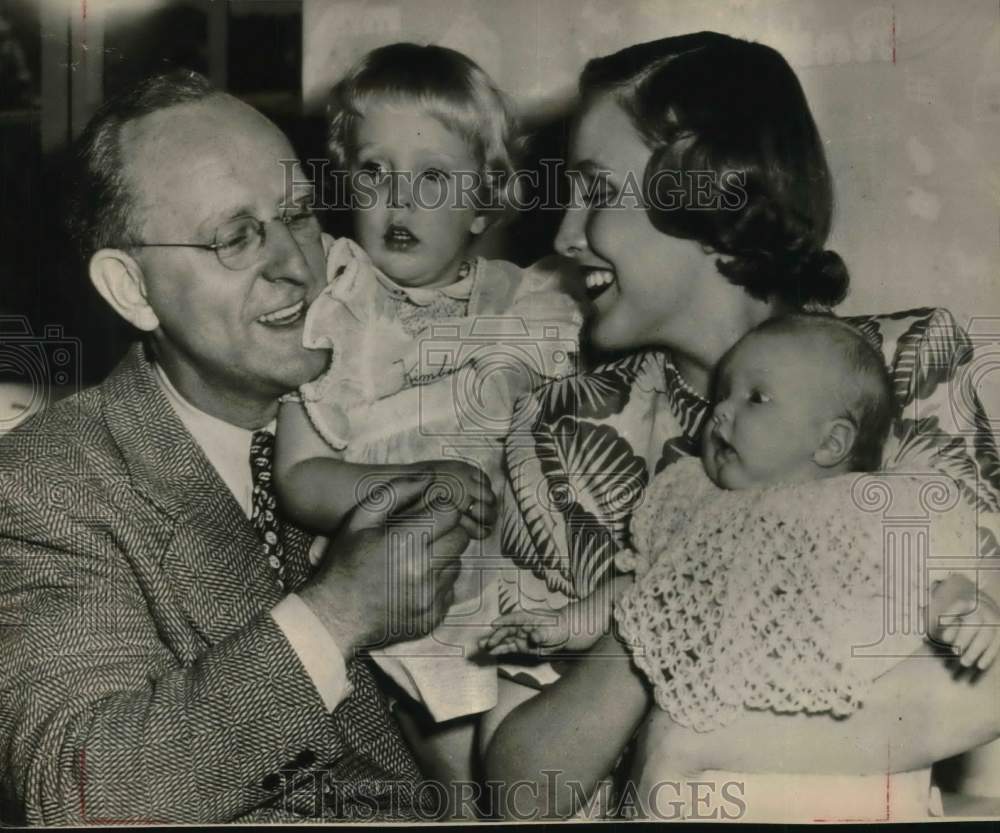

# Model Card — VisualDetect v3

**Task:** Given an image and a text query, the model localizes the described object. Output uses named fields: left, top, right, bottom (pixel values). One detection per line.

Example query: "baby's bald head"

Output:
left=743, top=314, right=896, bottom=471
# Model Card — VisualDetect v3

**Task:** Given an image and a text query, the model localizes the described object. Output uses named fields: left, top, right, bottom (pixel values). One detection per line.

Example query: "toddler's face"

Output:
left=702, top=331, right=844, bottom=490
left=350, top=101, right=487, bottom=289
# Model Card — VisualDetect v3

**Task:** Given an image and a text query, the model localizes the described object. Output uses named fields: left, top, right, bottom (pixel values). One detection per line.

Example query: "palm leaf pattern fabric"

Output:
left=500, top=308, right=1000, bottom=611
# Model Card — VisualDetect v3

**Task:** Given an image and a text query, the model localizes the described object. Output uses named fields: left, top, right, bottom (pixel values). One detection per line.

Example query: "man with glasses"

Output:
left=0, top=71, right=476, bottom=823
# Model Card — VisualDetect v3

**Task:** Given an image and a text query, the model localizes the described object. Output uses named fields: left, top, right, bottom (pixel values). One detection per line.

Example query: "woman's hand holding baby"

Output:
left=929, top=574, right=1000, bottom=671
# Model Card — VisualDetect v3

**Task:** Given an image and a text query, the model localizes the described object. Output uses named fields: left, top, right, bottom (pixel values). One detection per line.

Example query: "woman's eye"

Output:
left=749, top=390, right=771, bottom=404
left=566, top=172, right=615, bottom=210
left=589, top=178, right=617, bottom=208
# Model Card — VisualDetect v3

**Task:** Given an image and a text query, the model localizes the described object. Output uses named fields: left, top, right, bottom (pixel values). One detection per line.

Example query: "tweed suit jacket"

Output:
left=0, top=343, right=425, bottom=824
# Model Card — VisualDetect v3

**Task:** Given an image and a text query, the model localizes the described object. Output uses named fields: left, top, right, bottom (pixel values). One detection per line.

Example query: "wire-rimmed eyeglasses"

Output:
left=130, top=210, right=321, bottom=271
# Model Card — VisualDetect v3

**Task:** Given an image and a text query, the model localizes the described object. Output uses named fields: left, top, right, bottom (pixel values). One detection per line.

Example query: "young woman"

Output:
left=484, top=32, right=1000, bottom=821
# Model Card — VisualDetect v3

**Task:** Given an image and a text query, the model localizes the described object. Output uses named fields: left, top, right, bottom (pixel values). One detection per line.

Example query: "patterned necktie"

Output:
left=249, top=430, right=286, bottom=590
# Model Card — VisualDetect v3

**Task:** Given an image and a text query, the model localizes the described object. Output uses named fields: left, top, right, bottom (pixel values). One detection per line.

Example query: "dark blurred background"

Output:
left=0, top=0, right=565, bottom=389
left=1, top=0, right=320, bottom=384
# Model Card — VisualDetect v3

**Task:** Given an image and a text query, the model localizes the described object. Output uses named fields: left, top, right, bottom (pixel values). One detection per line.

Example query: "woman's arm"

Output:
left=483, top=631, right=651, bottom=819
left=666, top=650, right=1000, bottom=776
left=484, top=635, right=1000, bottom=819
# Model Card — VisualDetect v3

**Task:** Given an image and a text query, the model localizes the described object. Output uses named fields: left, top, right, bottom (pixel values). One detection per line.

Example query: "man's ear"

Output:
left=814, top=417, right=857, bottom=469
left=469, top=213, right=490, bottom=236
left=89, top=249, right=159, bottom=332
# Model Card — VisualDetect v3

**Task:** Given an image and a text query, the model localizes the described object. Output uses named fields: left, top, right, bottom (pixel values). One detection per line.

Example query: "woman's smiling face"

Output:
left=555, top=93, right=710, bottom=353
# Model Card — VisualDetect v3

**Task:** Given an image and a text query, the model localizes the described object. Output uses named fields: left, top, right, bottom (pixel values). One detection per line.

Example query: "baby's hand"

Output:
left=929, top=574, right=1000, bottom=671
left=402, top=459, right=497, bottom=540
left=479, top=599, right=609, bottom=657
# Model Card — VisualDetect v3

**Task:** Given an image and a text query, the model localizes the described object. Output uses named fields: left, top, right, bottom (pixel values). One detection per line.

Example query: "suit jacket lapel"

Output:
left=102, top=343, right=312, bottom=646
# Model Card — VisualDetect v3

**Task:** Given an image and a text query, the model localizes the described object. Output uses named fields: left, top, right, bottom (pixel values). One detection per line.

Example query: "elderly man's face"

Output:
left=124, top=94, right=327, bottom=425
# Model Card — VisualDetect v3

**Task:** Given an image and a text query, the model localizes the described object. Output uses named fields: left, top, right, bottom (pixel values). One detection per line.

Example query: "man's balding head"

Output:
left=67, top=70, right=218, bottom=260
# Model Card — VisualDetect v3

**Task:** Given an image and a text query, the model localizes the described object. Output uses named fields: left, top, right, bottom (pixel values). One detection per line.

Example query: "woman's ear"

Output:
left=814, top=417, right=857, bottom=469
left=89, top=249, right=160, bottom=332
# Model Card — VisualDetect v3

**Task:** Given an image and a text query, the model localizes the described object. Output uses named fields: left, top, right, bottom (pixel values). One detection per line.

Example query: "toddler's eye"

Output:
left=749, top=390, right=771, bottom=404
left=358, top=161, right=388, bottom=183
left=421, top=168, right=448, bottom=183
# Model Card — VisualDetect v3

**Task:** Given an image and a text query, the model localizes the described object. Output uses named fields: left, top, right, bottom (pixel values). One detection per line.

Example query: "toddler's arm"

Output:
left=480, top=573, right=634, bottom=656
left=275, top=400, right=497, bottom=537
left=274, top=399, right=382, bottom=533
left=928, top=573, right=1000, bottom=671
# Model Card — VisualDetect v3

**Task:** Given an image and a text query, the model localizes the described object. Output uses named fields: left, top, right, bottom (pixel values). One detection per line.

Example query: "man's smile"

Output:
left=257, top=299, right=306, bottom=326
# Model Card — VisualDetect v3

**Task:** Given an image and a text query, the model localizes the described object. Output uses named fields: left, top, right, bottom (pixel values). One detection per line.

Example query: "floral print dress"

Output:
left=500, top=307, right=1000, bottom=613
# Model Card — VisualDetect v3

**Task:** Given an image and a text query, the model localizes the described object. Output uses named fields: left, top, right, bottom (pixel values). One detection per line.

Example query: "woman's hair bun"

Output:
left=788, top=248, right=849, bottom=309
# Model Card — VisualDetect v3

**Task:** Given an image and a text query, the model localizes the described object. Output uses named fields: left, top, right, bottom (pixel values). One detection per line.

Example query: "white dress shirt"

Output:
left=154, top=364, right=348, bottom=711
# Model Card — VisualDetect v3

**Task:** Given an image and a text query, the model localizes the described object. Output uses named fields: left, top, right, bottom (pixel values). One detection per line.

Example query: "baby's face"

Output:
left=702, top=331, right=844, bottom=490
left=350, top=101, right=487, bottom=289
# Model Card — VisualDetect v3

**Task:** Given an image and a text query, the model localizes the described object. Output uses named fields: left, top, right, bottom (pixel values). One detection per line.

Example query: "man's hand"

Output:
left=400, top=459, right=497, bottom=541
left=929, top=574, right=1000, bottom=671
left=298, top=473, right=470, bottom=657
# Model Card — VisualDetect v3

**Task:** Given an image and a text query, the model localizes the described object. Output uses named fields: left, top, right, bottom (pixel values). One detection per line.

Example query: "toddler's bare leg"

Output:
left=393, top=698, right=481, bottom=819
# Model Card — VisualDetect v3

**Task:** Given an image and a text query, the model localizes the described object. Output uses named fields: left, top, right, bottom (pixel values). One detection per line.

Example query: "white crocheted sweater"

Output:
left=614, top=458, right=977, bottom=733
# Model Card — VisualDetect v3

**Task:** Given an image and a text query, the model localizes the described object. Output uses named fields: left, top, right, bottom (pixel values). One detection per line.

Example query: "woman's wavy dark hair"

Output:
left=580, top=32, right=849, bottom=310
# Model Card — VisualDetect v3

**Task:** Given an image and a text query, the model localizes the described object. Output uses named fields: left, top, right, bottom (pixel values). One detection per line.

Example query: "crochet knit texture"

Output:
left=614, top=458, right=976, bottom=733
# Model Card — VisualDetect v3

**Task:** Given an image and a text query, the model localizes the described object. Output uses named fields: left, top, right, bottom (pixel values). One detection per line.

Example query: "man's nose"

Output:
left=554, top=205, right=588, bottom=259
left=259, top=220, right=313, bottom=285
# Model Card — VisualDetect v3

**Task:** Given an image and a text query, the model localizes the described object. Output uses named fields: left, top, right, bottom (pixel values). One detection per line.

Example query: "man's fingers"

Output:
left=457, top=513, right=488, bottom=540
left=392, top=503, right=469, bottom=549
left=467, top=499, right=498, bottom=529
left=431, top=525, right=470, bottom=560
left=347, top=474, right=432, bottom=532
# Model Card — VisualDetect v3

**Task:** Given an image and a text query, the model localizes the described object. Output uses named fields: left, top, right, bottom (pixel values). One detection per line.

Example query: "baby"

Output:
left=486, top=314, right=998, bottom=677
left=274, top=42, right=581, bottom=788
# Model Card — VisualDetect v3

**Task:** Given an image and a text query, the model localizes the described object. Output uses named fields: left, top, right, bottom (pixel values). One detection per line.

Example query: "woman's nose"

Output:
left=554, top=205, right=589, bottom=259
